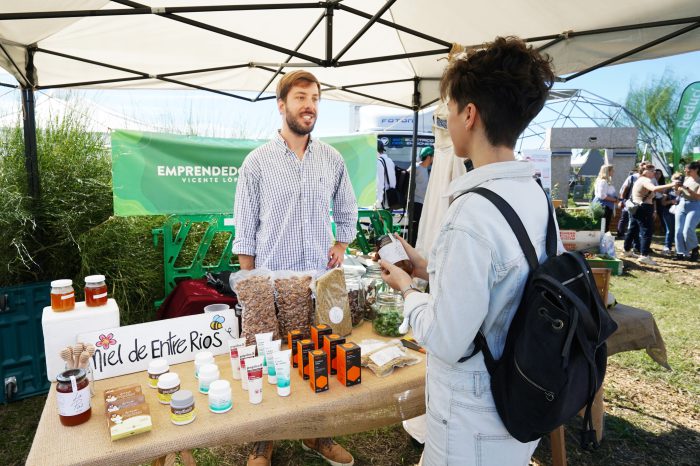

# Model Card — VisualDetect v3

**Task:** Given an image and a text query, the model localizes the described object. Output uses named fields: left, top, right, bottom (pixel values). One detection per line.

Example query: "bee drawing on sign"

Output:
left=210, top=314, right=225, bottom=330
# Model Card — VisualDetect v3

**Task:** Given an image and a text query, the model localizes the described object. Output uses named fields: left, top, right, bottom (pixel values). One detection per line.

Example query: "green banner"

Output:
left=672, top=81, right=700, bottom=168
left=111, top=130, right=377, bottom=215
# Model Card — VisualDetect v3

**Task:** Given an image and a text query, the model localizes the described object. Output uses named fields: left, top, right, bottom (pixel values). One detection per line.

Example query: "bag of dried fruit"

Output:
left=272, top=270, right=315, bottom=339
left=230, top=269, right=280, bottom=345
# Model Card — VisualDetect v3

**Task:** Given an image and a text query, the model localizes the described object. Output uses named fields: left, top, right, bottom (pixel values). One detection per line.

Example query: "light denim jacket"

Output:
left=404, top=160, right=561, bottom=368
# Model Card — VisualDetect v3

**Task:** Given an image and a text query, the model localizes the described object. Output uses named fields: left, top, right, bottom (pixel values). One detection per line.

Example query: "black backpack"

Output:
left=455, top=186, right=618, bottom=448
left=379, top=157, right=405, bottom=210
left=394, top=165, right=410, bottom=207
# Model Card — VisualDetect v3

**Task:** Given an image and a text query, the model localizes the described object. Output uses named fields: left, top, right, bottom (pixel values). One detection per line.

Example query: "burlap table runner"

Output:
left=26, top=323, right=426, bottom=466
left=607, top=303, right=670, bottom=369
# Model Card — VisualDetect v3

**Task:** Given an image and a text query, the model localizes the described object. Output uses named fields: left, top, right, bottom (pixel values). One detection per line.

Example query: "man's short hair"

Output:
left=276, top=70, right=321, bottom=102
left=377, top=140, right=385, bottom=153
left=439, top=36, right=554, bottom=148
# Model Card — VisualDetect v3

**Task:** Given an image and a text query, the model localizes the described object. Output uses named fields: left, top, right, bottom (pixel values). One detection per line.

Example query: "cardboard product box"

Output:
left=322, top=334, right=345, bottom=375
left=559, top=230, right=601, bottom=252
left=297, top=339, right=314, bottom=380
left=288, top=329, right=302, bottom=368
left=586, top=257, right=623, bottom=276
left=337, top=342, right=361, bottom=387
left=103, top=383, right=151, bottom=441
left=309, top=350, right=329, bottom=393
left=106, top=403, right=152, bottom=441
left=310, top=324, right=332, bottom=350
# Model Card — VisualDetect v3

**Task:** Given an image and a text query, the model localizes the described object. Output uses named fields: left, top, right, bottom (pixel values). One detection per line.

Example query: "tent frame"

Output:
left=2, top=1, right=699, bottom=240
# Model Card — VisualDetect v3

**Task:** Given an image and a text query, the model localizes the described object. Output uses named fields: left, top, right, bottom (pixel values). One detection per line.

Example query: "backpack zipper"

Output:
left=515, top=358, right=555, bottom=401
left=561, top=272, right=584, bottom=286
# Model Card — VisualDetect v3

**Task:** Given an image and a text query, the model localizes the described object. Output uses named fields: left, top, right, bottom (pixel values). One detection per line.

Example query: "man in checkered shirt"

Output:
left=233, top=70, right=357, bottom=466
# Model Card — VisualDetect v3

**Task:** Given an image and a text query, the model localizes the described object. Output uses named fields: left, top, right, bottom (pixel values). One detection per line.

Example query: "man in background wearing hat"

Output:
left=409, top=145, right=434, bottom=245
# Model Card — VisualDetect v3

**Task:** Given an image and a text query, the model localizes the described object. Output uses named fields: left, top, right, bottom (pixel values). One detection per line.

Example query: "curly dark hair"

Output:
left=440, top=36, right=554, bottom=148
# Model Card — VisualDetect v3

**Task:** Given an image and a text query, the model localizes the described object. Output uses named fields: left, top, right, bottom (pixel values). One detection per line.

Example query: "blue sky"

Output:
left=1, top=50, right=699, bottom=138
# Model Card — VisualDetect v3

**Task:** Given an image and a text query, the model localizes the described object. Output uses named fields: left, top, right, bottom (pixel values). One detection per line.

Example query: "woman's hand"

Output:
left=379, top=259, right=413, bottom=293
left=391, top=234, right=429, bottom=280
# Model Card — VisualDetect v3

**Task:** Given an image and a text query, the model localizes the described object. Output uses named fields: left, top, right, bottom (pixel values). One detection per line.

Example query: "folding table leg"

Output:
left=550, top=426, right=567, bottom=466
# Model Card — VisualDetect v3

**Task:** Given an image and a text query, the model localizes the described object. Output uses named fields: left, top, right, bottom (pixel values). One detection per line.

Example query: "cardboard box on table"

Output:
left=42, top=298, right=120, bottom=382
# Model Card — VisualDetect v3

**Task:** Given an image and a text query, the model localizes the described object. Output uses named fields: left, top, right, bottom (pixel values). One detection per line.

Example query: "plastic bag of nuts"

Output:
left=273, top=271, right=314, bottom=339
left=231, top=269, right=280, bottom=345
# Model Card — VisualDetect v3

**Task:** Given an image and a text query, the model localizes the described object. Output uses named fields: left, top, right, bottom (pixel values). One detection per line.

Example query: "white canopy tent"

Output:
left=2, top=0, right=699, bottom=236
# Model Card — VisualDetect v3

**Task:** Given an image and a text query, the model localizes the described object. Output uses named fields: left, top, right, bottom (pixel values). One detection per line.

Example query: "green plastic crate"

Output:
left=0, top=281, right=52, bottom=402
left=586, top=257, right=624, bottom=276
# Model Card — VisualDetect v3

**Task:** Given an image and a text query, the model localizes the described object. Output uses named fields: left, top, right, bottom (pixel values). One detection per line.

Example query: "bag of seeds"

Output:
left=273, top=270, right=315, bottom=339
left=231, top=269, right=280, bottom=345
left=312, top=268, right=352, bottom=336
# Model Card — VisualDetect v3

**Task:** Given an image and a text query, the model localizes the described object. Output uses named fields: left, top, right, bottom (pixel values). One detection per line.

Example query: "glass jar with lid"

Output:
left=56, top=368, right=91, bottom=426
left=84, top=275, right=108, bottom=307
left=371, top=291, right=404, bottom=337
left=51, top=279, right=75, bottom=312
left=361, top=263, right=390, bottom=321
left=344, top=271, right=365, bottom=327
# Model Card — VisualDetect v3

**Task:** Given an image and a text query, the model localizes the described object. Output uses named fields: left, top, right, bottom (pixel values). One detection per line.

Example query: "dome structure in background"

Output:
left=517, top=89, right=669, bottom=172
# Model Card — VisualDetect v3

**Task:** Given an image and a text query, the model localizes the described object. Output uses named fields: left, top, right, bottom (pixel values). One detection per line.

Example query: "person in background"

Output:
left=592, top=164, right=618, bottom=232
left=409, top=145, right=434, bottom=245
left=380, top=36, right=554, bottom=465
left=232, top=70, right=357, bottom=466
left=376, top=140, right=397, bottom=209
left=622, top=164, right=680, bottom=266
left=617, top=163, right=645, bottom=248
left=673, top=161, right=700, bottom=262
left=655, top=169, right=675, bottom=255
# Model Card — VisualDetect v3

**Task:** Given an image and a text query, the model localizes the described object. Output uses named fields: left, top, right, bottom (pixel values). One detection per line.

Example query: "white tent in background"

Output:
left=0, top=1, right=699, bottom=109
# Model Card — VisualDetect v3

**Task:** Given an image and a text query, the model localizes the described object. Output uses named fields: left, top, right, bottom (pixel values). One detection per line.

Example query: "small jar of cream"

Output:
left=170, top=390, right=195, bottom=425
left=147, top=358, right=169, bottom=389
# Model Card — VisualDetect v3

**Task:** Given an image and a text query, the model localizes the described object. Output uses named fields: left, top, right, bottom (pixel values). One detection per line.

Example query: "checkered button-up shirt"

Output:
left=232, top=133, right=358, bottom=271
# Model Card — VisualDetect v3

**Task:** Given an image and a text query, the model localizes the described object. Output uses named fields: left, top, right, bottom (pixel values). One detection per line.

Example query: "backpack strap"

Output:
left=453, top=185, right=553, bottom=365
left=378, top=156, right=391, bottom=186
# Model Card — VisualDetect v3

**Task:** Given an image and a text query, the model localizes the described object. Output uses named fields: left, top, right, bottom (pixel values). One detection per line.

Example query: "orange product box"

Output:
left=310, top=324, right=332, bottom=350
left=337, top=342, right=361, bottom=387
left=322, top=334, right=345, bottom=375
left=288, top=329, right=303, bottom=368
left=297, top=339, right=314, bottom=380
left=309, top=350, right=329, bottom=393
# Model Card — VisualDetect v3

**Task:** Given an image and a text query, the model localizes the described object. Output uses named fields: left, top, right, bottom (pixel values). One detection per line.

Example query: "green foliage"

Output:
left=0, top=104, right=164, bottom=324
left=77, top=216, right=165, bottom=325
left=555, top=206, right=601, bottom=230
left=624, top=73, right=681, bottom=153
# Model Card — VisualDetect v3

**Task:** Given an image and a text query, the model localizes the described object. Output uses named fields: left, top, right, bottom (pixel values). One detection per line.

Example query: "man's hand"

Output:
left=327, top=242, right=347, bottom=269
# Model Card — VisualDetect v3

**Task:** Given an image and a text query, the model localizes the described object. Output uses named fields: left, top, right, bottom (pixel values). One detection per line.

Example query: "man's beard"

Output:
left=286, top=110, right=316, bottom=136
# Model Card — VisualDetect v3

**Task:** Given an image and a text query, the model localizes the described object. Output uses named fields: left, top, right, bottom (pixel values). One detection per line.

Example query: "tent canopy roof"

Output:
left=1, top=1, right=699, bottom=108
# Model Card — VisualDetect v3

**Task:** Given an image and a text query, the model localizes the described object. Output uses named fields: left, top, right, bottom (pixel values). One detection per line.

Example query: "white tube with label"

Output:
left=255, top=332, right=273, bottom=375
left=237, top=345, right=257, bottom=391
left=228, top=337, right=247, bottom=380
left=264, top=339, right=282, bottom=384
left=272, top=350, right=292, bottom=397
left=245, top=356, right=264, bottom=404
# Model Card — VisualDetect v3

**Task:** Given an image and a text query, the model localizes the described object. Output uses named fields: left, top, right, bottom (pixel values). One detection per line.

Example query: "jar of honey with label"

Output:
left=56, top=368, right=91, bottom=426
left=85, top=275, right=108, bottom=307
left=50, top=279, right=75, bottom=312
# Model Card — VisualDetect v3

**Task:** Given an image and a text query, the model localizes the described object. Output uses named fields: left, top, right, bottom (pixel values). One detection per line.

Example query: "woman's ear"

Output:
left=463, top=103, right=478, bottom=131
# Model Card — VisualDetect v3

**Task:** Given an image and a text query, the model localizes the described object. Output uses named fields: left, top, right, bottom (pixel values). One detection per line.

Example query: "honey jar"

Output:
left=51, top=279, right=75, bottom=312
left=84, top=275, right=108, bottom=307
left=56, top=368, right=91, bottom=426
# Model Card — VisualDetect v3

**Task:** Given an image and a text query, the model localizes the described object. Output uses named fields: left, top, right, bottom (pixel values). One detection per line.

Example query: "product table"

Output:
left=27, top=305, right=667, bottom=466
left=26, top=323, right=426, bottom=466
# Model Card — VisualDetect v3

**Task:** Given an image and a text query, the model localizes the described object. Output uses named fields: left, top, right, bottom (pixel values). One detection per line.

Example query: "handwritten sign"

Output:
left=77, top=310, right=237, bottom=380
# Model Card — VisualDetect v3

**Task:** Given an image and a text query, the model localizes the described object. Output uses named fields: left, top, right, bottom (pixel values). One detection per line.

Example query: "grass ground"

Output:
left=2, top=237, right=698, bottom=466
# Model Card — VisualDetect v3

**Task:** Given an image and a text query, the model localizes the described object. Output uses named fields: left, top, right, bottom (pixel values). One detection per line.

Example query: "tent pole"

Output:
left=325, top=2, right=334, bottom=64
left=407, top=77, right=421, bottom=245
left=21, top=49, right=40, bottom=200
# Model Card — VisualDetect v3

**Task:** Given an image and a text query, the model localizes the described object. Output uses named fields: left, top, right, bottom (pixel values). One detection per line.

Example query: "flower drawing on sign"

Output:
left=97, top=333, right=117, bottom=349
left=210, top=315, right=225, bottom=330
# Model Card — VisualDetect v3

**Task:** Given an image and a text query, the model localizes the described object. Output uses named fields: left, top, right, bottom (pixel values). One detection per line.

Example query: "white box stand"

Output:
left=42, top=298, right=120, bottom=382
